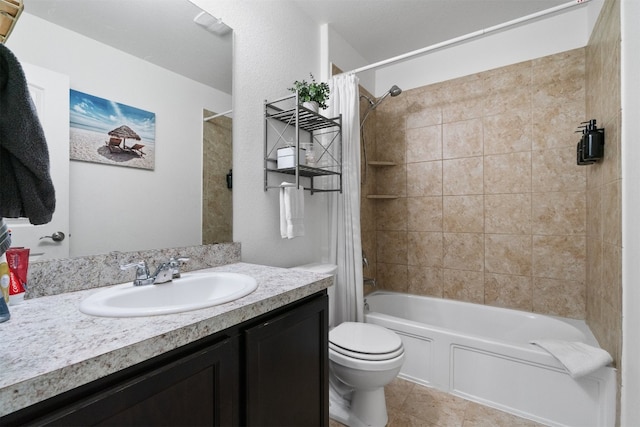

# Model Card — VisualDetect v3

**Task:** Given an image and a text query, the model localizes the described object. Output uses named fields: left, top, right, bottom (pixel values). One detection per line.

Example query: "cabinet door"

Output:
left=34, top=336, right=239, bottom=426
left=244, top=293, right=329, bottom=427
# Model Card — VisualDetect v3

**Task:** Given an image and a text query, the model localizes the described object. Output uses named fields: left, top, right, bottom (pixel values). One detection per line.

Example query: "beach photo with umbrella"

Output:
left=69, top=89, right=155, bottom=170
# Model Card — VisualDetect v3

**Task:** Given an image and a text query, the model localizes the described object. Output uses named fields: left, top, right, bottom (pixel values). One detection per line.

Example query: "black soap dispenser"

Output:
left=577, top=119, right=605, bottom=165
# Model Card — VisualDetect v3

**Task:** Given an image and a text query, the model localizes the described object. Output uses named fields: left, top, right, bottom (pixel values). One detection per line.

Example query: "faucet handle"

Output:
left=169, top=257, right=189, bottom=279
left=120, top=261, right=153, bottom=286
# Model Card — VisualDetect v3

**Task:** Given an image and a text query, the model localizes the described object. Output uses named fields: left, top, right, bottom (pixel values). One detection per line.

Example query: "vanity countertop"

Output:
left=0, top=262, right=332, bottom=416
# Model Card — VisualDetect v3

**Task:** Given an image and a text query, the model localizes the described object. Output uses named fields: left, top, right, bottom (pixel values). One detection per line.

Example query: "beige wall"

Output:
left=364, top=48, right=589, bottom=319
left=202, top=112, right=233, bottom=244
left=584, top=0, right=622, bottom=417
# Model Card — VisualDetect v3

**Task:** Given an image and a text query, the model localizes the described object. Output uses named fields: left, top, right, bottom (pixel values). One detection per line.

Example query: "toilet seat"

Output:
left=329, top=322, right=403, bottom=361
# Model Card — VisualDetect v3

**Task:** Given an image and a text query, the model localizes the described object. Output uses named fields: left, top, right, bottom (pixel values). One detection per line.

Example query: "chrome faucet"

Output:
left=169, top=257, right=189, bottom=279
left=121, top=257, right=188, bottom=286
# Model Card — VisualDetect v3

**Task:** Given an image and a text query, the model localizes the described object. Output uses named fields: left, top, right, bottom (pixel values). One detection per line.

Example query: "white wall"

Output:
left=191, top=0, right=329, bottom=267
left=621, top=0, right=640, bottom=424
left=374, top=3, right=596, bottom=95
left=7, top=13, right=230, bottom=257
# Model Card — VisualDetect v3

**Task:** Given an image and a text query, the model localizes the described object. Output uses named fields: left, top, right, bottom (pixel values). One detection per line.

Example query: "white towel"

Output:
left=279, top=183, right=304, bottom=239
left=531, top=339, right=613, bottom=378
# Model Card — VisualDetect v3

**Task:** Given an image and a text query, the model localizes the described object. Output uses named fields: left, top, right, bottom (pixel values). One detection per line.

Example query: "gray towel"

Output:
left=0, top=44, right=56, bottom=225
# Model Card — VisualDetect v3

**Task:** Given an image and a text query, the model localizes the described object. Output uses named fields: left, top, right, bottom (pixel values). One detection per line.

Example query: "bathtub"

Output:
left=364, top=291, right=615, bottom=427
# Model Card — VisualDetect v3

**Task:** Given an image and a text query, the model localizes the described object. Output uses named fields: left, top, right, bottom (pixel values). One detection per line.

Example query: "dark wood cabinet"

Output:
left=0, top=291, right=327, bottom=427
left=244, top=292, right=328, bottom=426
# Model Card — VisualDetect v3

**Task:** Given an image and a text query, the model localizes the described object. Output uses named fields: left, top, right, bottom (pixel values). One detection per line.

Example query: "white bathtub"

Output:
left=364, top=291, right=615, bottom=427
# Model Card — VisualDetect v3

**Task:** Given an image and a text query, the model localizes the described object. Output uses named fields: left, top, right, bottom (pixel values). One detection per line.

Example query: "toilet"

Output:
left=292, top=263, right=404, bottom=427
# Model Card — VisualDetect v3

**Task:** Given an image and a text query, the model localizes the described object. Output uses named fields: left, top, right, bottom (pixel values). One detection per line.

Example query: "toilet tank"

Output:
left=291, top=263, right=337, bottom=327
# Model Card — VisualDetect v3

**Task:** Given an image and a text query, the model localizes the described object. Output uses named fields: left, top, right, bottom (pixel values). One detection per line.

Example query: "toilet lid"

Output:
left=329, top=322, right=403, bottom=357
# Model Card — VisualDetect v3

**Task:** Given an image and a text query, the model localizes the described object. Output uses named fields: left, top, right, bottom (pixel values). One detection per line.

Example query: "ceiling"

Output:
left=291, top=0, right=568, bottom=64
left=23, top=0, right=233, bottom=94
left=23, top=0, right=572, bottom=93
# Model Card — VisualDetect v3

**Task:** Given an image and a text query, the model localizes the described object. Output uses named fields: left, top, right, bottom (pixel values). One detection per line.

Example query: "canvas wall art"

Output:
left=69, top=89, right=156, bottom=170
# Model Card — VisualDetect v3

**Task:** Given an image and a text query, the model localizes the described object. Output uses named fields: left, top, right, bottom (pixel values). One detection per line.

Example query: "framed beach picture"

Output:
left=69, top=89, right=155, bottom=170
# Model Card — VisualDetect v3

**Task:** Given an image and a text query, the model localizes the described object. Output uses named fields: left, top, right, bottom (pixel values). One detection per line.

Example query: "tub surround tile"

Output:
left=442, top=195, right=484, bottom=233
left=483, top=109, right=532, bottom=155
left=484, top=273, right=533, bottom=311
left=533, top=235, right=586, bottom=282
left=0, top=262, right=332, bottom=416
left=484, top=193, right=531, bottom=235
left=407, top=196, right=443, bottom=232
left=368, top=48, right=591, bottom=321
left=442, top=118, right=483, bottom=159
left=484, top=234, right=532, bottom=277
left=377, top=164, right=407, bottom=197
left=533, top=276, right=585, bottom=318
left=377, top=231, right=408, bottom=265
left=377, top=263, right=409, bottom=293
left=532, top=147, right=586, bottom=193
left=408, top=232, right=443, bottom=268
left=532, top=191, right=586, bottom=235
left=408, top=266, right=443, bottom=298
left=484, top=152, right=531, bottom=194
left=377, top=198, right=408, bottom=231
left=442, top=157, right=483, bottom=195
left=443, top=233, right=484, bottom=272
left=406, top=125, right=442, bottom=163
left=443, top=269, right=484, bottom=304
left=407, top=161, right=442, bottom=196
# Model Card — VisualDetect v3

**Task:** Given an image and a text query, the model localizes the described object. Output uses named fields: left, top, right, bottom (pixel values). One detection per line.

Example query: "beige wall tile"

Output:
left=532, top=99, right=584, bottom=150
left=532, top=191, right=586, bottom=235
left=443, top=118, right=483, bottom=159
left=408, top=231, right=443, bottom=267
left=407, top=161, right=442, bottom=196
left=484, top=152, right=531, bottom=194
left=408, top=266, right=443, bottom=297
left=532, top=147, right=585, bottom=192
left=406, top=106, right=442, bottom=130
left=485, top=193, right=531, bottom=234
left=377, top=164, right=407, bottom=197
left=443, top=195, right=484, bottom=233
left=484, top=273, right=533, bottom=311
left=483, top=109, right=532, bottom=155
left=377, top=231, right=408, bottom=265
left=377, top=198, right=408, bottom=231
left=533, top=235, right=586, bottom=282
left=443, top=232, right=484, bottom=271
left=407, top=196, right=442, bottom=232
left=602, top=180, right=621, bottom=246
left=443, top=157, right=483, bottom=195
left=483, top=65, right=532, bottom=116
left=533, top=277, right=585, bottom=318
left=443, top=269, right=484, bottom=303
left=406, top=125, right=442, bottom=163
left=485, top=234, right=532, bottom=276
left=377, top=262, right=408, bottom=293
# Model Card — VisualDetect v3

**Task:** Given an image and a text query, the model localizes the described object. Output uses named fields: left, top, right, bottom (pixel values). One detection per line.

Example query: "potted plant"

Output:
left=288, top=73, right=330, bottom=112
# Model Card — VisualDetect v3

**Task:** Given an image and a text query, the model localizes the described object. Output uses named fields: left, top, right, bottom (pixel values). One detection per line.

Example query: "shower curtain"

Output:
left=328, top=73, right=364, bottom=324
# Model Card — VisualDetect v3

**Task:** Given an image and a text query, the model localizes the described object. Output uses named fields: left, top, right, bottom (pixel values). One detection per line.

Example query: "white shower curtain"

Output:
left=328, top=73, right=364, bottom=324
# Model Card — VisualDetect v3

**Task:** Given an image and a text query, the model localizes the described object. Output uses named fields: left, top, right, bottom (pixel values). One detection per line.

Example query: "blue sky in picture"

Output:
left=69, top=90, right=156, bottom=144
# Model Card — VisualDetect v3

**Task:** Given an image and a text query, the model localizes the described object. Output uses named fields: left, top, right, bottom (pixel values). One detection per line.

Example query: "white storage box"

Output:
left=277, top=146, right=306, bottom=169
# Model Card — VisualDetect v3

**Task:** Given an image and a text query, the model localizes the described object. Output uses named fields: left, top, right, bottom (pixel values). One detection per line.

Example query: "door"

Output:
left=5, top=63, right=69, bottom=260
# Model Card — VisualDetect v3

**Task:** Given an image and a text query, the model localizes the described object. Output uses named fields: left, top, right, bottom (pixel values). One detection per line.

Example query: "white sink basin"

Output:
left=80, top=272, right=258, bottom=317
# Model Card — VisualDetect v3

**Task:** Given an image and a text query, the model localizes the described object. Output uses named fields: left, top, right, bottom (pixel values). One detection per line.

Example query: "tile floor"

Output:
left=330, top=378, right=548, bottom=427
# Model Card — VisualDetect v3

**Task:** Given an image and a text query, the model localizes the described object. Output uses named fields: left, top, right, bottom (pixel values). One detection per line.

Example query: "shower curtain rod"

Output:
left=203, top=109, right=232, bottom=121
left=344, top=0, right=590, bottom=75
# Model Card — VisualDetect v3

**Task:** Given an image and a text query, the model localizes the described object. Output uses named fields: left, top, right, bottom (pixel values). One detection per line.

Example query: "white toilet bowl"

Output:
left=329, top=321, right=404, bottom=427
left=291, top=263, right=405, bottom=427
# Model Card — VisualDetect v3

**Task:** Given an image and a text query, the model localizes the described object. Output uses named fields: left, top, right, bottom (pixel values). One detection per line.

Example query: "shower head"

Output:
left=364, top=85, right=403, bottom=111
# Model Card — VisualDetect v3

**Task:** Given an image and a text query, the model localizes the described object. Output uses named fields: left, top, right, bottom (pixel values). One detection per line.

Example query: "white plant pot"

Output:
left=302, top=101, right=319, bottom=113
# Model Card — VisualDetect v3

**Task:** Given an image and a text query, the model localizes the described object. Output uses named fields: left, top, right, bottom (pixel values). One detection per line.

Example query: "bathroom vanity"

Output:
left=0, top=262, right=331, bottom=426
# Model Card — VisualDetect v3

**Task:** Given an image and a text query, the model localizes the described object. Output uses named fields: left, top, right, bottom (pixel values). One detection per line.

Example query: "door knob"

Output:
left=40, top=231, right=65, bottom=242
